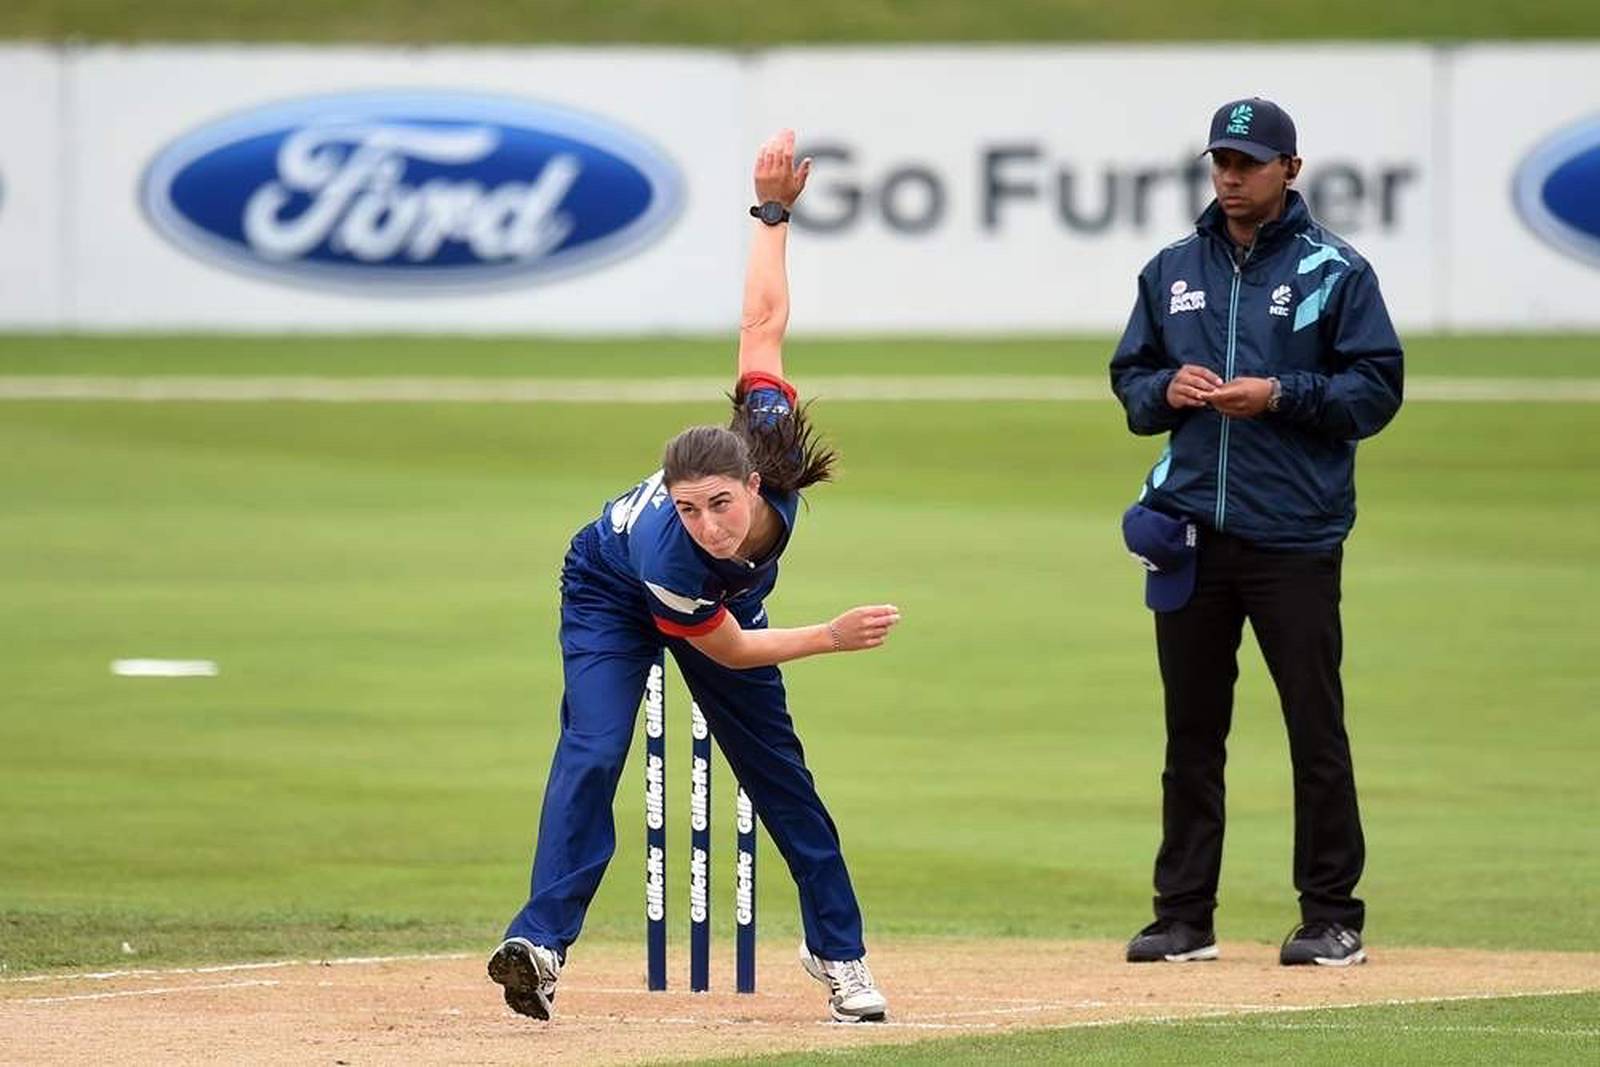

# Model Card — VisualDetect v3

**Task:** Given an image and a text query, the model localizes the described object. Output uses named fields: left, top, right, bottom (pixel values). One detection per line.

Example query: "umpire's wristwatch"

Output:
left=1266, top=376, right=1283, bottom=412
left=750, top=200, right=791, bottom=226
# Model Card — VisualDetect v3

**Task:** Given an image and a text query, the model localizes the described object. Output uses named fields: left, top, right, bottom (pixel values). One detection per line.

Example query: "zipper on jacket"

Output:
left=1216, top=229, right=1259, bottom=531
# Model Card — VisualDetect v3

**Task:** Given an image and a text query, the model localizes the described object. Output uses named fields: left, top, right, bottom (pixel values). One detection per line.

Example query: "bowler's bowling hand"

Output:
left=754, top=128, right=812, bottom=209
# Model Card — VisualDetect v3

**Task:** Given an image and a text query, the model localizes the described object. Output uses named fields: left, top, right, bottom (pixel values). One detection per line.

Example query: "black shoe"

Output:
left=1279, top=922, right=1366, bottom=967
left=487, top=938, right=561, bottom=1019
left=1125, top=919, right=1218, bottom=963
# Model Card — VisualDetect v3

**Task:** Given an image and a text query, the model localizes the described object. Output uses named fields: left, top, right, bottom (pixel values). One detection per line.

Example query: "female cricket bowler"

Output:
left=489, top=130, right=898, bottom=1024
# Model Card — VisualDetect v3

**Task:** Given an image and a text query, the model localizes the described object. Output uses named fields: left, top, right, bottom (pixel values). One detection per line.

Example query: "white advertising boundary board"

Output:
left=0, top=44, right=1594, bottom=334
left=1447, top=48, right=1600, bottom=329
left=0, top=47, right=64, bottom=328
left=67, top=47, right=745, bottom=333
left=752, top=46, right=1436, bottom=333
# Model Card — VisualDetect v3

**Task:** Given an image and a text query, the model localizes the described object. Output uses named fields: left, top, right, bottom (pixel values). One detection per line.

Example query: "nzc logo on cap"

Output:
left=1512, top=115, right=1600, bottom=269
left=1225, top=103, right=1254, bottom=136
left=140, top=90, right=685, bottom=293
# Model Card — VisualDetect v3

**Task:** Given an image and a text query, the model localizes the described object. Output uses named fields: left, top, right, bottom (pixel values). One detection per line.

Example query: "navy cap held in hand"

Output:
left=1122, top=503, right=1200, bottom=613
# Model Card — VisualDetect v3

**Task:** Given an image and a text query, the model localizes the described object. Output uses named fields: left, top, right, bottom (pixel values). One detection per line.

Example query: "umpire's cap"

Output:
left=1122, top=503, right=1199, bottom=613
left=1204, top=97, right=1297, bottom=162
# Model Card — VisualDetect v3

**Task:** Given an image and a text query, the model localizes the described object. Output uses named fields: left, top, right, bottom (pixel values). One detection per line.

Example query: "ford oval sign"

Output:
left=1513, top=115, right=1600, bottom=269
left=140, top=91, right=685, bottom=293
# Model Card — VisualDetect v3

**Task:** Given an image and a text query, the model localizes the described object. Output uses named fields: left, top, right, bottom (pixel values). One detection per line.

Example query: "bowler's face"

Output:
left=1210, top=148, right=1295, bottom=228
left=668, top=473, right=759, bottom=559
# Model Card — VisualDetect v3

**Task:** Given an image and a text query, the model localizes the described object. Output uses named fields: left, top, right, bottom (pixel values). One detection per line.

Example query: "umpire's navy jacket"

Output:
left=1110, top=191, right=1403, bottom=550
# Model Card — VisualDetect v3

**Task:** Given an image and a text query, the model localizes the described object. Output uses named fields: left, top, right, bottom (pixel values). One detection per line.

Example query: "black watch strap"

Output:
left=750, top=201, right=791, bottom=226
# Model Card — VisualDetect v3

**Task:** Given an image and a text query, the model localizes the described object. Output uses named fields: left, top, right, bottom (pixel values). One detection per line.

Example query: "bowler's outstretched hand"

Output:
left=830, top=605, right=901, bottom=651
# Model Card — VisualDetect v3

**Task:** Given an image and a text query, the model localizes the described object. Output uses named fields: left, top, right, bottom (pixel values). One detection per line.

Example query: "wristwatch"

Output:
left=749, top=200, right=791, bottom=226
left=1266, top=376, right=1283, bottom=413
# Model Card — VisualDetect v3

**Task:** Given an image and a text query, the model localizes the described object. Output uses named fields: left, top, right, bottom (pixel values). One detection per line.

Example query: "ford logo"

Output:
left=1512, top=115, right=1600, bottom=269
left=140, top=90, right=684, bottom=293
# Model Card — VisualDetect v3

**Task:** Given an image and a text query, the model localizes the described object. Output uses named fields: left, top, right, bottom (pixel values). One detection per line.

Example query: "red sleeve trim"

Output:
left=737, top=372, right=798, bottom=406
left=653, top=603, right=728, bottom=638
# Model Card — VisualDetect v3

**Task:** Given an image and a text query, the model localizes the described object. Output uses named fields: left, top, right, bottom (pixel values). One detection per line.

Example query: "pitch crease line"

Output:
left=913, top=1003, right=1064, bottom=1019
left=10, top=979, right=281, bottom=1005
left=1, top=951, right=472, bottom=984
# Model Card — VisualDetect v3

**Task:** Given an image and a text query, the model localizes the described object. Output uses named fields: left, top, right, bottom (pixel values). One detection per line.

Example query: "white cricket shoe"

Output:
left=487, top=937, right=562, bottom=1020
left=799, top=942, right=888, bottom=1023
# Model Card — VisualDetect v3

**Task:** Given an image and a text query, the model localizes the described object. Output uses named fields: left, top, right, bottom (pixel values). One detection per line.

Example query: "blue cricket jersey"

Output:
left=587, top=377, right=801, bottom=637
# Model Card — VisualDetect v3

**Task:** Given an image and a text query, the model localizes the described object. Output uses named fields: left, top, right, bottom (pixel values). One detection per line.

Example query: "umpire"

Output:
left=1110, top=97, right=1403, bottom=967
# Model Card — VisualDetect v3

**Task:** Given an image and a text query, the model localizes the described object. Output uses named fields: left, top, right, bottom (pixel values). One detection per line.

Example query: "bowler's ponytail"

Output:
left=728, top=383, right=836, bottom=493
left=660, top=386, right=838, bottom=493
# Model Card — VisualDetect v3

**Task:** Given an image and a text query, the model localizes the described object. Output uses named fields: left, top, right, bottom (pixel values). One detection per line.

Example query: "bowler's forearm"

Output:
left=738, top=222, right=791, bottom=379
left=689, top=616, right=830, bottom=670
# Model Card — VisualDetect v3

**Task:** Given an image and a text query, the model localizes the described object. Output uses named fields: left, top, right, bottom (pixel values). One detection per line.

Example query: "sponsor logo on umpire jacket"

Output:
left=1513, top=115, right=1600, bottom=269
left=1169, top=279, right=1205, bottom=314
left=140, top=90, right=685, bottom=294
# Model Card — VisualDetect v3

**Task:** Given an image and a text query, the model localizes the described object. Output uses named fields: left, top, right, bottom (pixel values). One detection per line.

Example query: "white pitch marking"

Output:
left=0, top=376, right=1597, bottom=403
left=826, top=1020, right=1003, bottom=1030
left=914, top=1003, right=1063, bottom=1019
left=1, top=951, right=472, bottom=984
left=560, top=1015, right=723, bottom=1026
left=294, top=951, right=474, bottom=968
left=887, top=990, right=1081, bottom=1004
left=9, top=979, right=280, bottom=1005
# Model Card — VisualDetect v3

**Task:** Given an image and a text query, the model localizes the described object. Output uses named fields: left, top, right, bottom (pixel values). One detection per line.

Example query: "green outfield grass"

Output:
left=0, top=332, right=1597, bottom=379
left=1, top=335, right=1597, bottom=981
left=5, top=0, right=1598, bottom=43
left=711, top=992, right=1600, bottom=1065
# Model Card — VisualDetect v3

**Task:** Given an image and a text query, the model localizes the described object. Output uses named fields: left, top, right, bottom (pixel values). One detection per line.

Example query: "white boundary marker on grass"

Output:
left=111, top=659, right=218, bottom=678
left=1, top=376, right=1599, bottom=403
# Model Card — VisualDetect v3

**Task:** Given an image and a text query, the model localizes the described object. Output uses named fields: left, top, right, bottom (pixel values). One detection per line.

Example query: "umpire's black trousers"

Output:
left=1151, top=530, right=1366, bottom=931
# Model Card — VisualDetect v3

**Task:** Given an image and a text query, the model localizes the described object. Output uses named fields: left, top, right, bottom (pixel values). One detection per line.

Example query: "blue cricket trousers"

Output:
left=503, top=527, right=867, bottom=960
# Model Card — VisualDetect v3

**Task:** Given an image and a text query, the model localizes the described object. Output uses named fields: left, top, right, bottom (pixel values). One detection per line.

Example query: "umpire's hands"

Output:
left=1166, top=364, right=1224, bottom=409
left=754, top=129, right=812, bottom=209
left=1208, top=377, right=1275, bottom=418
